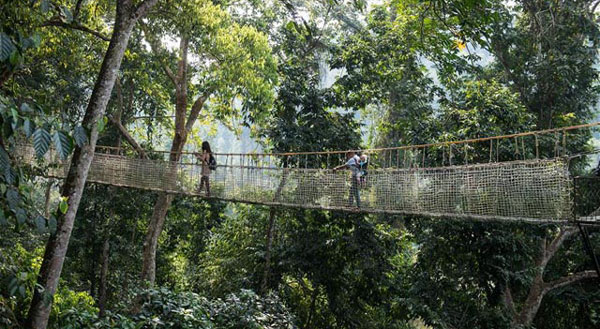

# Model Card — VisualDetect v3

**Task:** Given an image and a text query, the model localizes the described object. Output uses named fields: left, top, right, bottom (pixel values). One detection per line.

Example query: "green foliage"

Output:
left=53, top=288, right=296, bottom=329
left=261, top=14, right=361, bottom=159
left=198, top=204, right=268, bottom=296
left=144, top=0, right=278, bottom=135
left=0, top=97, right=56, bottom=232
left=51, top=288, right=98, bottom=328
left=1, top=1, right=599, bottom=329
left=331, top=3, right=439, bottom=147
left=199, top=203, right=414, bottom=328
left=0, top=32, right=17, bottom=62
left=0, top=241, right=43, bottom=327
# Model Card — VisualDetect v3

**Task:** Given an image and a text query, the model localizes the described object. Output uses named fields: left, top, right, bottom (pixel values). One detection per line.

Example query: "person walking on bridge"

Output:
left=196, top=141, right=214, bottom=197
left=333, top=151, right=361, bottom=208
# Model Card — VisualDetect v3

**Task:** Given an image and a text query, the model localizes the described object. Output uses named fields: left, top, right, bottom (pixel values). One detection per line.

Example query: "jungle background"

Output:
left=1, top=0, right=600, bottom=328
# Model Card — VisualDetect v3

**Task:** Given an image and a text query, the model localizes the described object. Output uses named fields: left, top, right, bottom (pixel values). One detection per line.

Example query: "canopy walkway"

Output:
left=17, top=123, right=600, bottom=224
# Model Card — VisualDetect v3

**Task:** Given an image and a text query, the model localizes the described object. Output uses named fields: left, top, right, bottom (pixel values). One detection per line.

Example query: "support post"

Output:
left=577, top=222, right=600, bottom=285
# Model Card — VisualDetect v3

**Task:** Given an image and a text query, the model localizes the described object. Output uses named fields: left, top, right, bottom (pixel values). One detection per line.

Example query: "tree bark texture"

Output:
left=140, top=36, right=210, bottom=284
left=261, top=170, right=290, bottom=293
left=507, top=228, right=597, bottom=327
left=26, top=1, right=158, bottom=327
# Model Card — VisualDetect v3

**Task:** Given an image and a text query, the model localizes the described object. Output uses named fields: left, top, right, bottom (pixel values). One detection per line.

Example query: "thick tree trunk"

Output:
left=514, top=275, right=545, bottom=326
left=98, top=236, right=110, bottom=317
left=261, top=170, right=290, bottom=293
left=26, top=1, right=158, bottom=327
left=507, top=228, right=596, bottom=327
left=139, top=37, right=187, bottom=281
left=261, top=208, right=278, bottom=293
left=140, top=36, right=208, bottom=284
left=140, top=193, right=174, bottom=283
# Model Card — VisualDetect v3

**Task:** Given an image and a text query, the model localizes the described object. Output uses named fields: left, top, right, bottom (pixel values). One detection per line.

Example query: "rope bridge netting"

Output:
left=15, top=123, right=600, bottom=223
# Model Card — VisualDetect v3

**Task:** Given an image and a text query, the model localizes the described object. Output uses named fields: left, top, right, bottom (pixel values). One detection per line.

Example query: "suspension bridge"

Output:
left=17, top=123, right=600, bottom=224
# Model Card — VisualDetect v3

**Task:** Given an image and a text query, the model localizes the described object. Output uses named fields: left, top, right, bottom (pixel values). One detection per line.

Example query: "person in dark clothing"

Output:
left=196, top=141, right=213, bottom=196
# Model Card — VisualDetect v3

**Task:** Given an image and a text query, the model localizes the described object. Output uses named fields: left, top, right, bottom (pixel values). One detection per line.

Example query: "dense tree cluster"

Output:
left=1, top=1, right=599, bottom=329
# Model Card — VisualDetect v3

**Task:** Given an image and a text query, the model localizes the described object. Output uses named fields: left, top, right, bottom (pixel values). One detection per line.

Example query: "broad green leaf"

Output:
left=33, top=128, right=51, bottom=158
left=0, top=146, right=9, bottom=171
left=23, top=118, right=34, bottom=137
left=8, top=50, right=20, bottom=65
left=6, top=187, right=20, bottom=210
left=15, top=208, right=27, bottom=225
left=74, top=125, right=88, bottom=147
left=4, top=167, right=16, bottom=185
left=0, top=32, right=16, bottom=62
left=10, top=107, right=18, bottom=121
left=35, top=215, right=46, bottom=233
left=9, top=280, right=17, bottom=296
left=97, top=116, right=108, bottom=133
left=20, top=103, right=33, bottom=113
left=31, top=34, right=41, bottom=47
left=53, top=130, right=72, bottom=160
left=59, top=197, right=69, bottom=214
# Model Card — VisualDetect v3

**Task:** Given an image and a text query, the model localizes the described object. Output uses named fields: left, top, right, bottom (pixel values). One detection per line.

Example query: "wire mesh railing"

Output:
left=14, top=122, right=600, bottom=223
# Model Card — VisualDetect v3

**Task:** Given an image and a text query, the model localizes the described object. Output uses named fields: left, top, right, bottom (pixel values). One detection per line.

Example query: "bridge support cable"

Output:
left=13, top=121, right=600, bottom=222
left=576, top=223, right=600, bottom=285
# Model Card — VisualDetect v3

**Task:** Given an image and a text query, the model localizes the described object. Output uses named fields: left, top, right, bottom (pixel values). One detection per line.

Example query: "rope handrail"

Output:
left=95, top=121, right=600, bottom=157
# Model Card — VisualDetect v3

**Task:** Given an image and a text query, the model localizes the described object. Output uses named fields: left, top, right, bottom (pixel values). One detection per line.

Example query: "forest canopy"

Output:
left=1, top=1, right=600, bottom=329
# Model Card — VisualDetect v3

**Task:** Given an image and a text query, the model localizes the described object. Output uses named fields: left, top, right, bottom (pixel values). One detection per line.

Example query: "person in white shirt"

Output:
left=333, top=151, right=361, bottom=208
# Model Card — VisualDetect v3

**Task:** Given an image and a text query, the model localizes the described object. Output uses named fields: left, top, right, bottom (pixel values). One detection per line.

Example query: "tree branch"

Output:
left=184, top=93, right=210, bottom=134
left=133, top=0, right=160, bottom=21
left=544, top=270, right=598, bottom=293
left=503, top=285, right=517, bottom=316
left=542, top=228, right=578, bottom=268
left=40, top=19, right=111, bottom=41
left=107, top=115, right=147, bottom=159
left=139, top=23, right=178, bottom=87
left=73, top=0, right=84, bottom=19
left=592, top=0, right=600, bottom=14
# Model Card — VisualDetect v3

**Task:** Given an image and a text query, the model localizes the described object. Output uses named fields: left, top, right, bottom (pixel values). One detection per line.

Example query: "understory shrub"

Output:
left=52, top=288, right=296, bottom=329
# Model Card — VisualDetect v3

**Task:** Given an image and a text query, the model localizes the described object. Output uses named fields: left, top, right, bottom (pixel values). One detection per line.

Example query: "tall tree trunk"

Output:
left=140, top=193, right=174, bottom=283
left=514, top=274, right=545, bottom=326
left=506, top=228, right=597, bottom=327
left=26, top=1, right=158, bottom=327
left=261, top=170, right=290, bottom=293
left=140, top=37, right=197, bottom=284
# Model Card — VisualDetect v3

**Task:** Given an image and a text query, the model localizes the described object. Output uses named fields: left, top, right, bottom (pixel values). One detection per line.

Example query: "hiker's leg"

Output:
left=353, top=178, right=361, bottom=208
left=348, top=181, right=354, bottom=206
left=198, top=176, right=205, bottom=192
left=205, top=177, right=210, bottom=196
left=200, top=176, right=207, bottom=193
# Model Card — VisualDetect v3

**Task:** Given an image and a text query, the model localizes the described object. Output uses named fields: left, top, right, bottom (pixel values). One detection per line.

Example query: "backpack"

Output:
left=359, top=159, right=368, bottom=175
left=208, top=154, right=217, bottom=171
